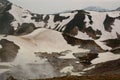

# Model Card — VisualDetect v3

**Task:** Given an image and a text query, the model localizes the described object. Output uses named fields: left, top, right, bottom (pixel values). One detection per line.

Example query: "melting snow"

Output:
left=91, top=52, right=120, bottom=64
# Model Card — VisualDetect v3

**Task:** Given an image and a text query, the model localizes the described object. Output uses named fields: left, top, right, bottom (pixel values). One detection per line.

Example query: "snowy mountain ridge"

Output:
left=0, top=0, right=120, bottom=80
left=8, top=4, right=120, bottom=41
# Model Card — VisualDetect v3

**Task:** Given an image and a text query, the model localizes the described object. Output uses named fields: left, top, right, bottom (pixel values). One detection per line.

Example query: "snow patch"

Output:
left=83, top=66, right=95, bottom=71
left=91, top=52, right=120, bottom=64
left=95, top=40, right=112, bottom=50
left=60, top=66, right=81, bottom=76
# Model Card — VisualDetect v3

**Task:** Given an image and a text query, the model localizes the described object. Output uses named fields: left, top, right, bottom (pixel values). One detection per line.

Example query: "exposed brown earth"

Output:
left=6, top=74, right=120, bottom=80
left=85, top=59, right=120, bottom=75
left=0, top=39, right=20, bottom=62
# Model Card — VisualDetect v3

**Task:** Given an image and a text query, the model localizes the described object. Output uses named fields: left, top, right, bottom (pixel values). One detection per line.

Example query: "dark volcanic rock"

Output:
left=103, top=14, right=115, bottom=32
left=110, top=47, right=120, bottom=54
left=14, top=23, right=36, bottom=35
left=31, top=14, right=44, bottom=22
left=0, top=39, right=20, bottom=62
left=63, top=10, right=102, bottom=39
left=0, top=0, right=14, bottom=35
left=62, top=33, right=104, bottom=53
left=86, top=59, right=120, bottom=75
left=64, top=10, right=87, bottom=35
left=103, top=38, right=120, bottom=48
left=73, top=52, right=98, bottom=65
left=54, top=14, right=70, bottom=22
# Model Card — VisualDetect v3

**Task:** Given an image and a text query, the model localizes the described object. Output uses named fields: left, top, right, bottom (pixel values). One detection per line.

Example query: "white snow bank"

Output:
left=91, top=52, right=120, bottom=64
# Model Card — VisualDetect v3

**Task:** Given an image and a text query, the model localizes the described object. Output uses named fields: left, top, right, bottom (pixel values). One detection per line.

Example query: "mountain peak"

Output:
left=83, top=6, right=109, bottom=12
left=116, top=7, right=120, bottom=11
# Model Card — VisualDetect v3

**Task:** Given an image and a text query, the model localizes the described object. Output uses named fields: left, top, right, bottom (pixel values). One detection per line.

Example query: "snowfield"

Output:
left=0, top=1, right=120, bottom=79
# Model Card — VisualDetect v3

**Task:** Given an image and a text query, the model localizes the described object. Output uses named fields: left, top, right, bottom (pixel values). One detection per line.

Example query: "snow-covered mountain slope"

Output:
left=4, top=4, right=119, bottom=53
left=0, top=28, right=91, bottom=79
left=0, top=0, right=120, bottom=79
left=0, top=28, right=120, bottom=80
left=0, top=1, right=120, bottom=41
left=0, top=28, right=88, bottom=63
left=6, top=4, right=120, bottom=41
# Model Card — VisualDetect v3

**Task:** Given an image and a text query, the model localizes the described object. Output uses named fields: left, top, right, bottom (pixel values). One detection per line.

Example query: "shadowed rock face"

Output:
left=73, top=52, right=98, bottom=65
left=103, top=38, right=120, bottom=48
left=31, top=14, right=44, bottom=22
left=0, top=0, right=10, bottom=14
left=0, top=39, right=20, bottom=62
left=86, top=59, right=120, bottom=75
left=54, top=14, right=70, bottom=22
left=31, top=14, right=50, bottom=23
left=0, top=12, right=14, bottom=35
left=0, top=0, right=14, bottom=35
left=14, top=23, right=36, bottom=35
left=85, top=27, right=102, bottom=39
left=116, top=32, right=120, bottom=38
left=63, top=10, right=102, bottom=39
left=103, top=14, right=115, bottom=32
left=87, top=15, right=93, bottom=25
left=64, top=10, right=87, bottom=34
left=110, top=47, right=120, bottom=54
left=62, top=33, right=104, bottom=53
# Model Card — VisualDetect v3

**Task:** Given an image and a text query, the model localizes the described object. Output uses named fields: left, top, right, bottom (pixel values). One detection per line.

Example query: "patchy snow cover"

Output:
left=0, top=28, right=87, bottom=64
left=60, top=66, right=81, bottom=76
left=59, top=48, right=89, bottom=59
left=9, top=5, right=24, bottom=25
left=0, top=28, right=89, bottom=78
left=9, top=4, right=120, bottom=41
left=1, top=3, right=120, bottom=78
left=75, top=31, right=92, bottom=40
left=60, top=66, right=73, bottom=74
left=83, top=66, right=95, bottom=71
left=75, top=11, right=120, bottom=41
left=91, top=52, right=120, bottom=64
left=95, top=40, right=112, bottom=50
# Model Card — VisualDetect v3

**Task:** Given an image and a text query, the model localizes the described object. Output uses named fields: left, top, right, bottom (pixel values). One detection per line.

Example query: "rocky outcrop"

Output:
left=103, top=14, right=115, bottom=32
left=35, top=52, right=84, bottom=76
left=110, top=47, right=120, bottom=54
left=0, top=39, right=20, bottom=62
left=14, top=23, right=36, bottom=35
left=73, top=52, right=98, bottom=65
left=86, top=59, right=120, bottom=75
left=62, top=33, right=104, bottom=53
left=0, top=0, right=14, bottom=35
left=103, top=38, right=120, bottom=48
